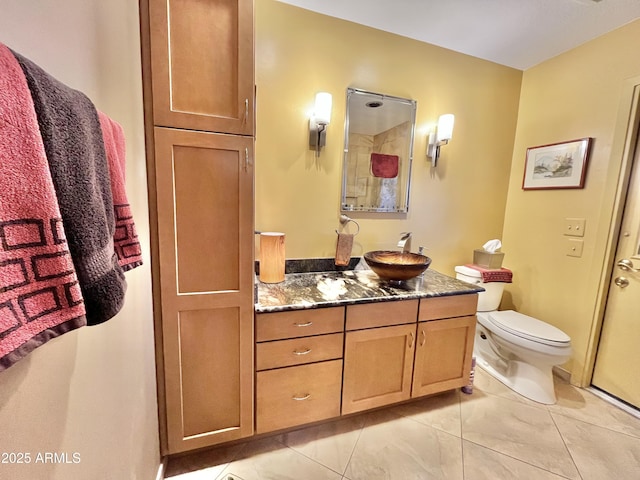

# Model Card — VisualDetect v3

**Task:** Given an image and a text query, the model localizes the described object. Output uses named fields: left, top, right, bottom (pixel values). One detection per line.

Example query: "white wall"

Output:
left=0, top=1, right=160, bottom=479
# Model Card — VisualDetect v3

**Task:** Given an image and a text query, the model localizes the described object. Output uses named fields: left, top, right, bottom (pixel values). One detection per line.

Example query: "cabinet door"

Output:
left=412, top=316, right=476, bottom=397
left=342, top=324, right=416, bottom=414
left=149, top=0, right=254, bottom=135
left=154, top=127, right=254, bottom=453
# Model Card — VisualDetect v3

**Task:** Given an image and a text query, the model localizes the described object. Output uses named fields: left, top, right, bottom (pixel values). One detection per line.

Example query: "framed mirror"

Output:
left=341, top=88, right=417, bottom=213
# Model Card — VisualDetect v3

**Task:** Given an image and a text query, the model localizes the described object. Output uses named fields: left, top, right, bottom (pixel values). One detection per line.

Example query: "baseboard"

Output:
left=552, top=365, right=571, bottom=383
left=155, top=457, right=167, bottom=480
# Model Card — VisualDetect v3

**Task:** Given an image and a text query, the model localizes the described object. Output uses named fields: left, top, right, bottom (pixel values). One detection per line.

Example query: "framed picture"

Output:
left=522, top=138, right=592, bottom=190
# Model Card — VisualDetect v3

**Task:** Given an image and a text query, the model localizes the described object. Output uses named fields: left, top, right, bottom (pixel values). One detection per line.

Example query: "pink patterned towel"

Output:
left=465, top=264, right=513, bottom=283
left=0, top=43, right=86, bottom=370
left=98, top=111, right=143, bottom=271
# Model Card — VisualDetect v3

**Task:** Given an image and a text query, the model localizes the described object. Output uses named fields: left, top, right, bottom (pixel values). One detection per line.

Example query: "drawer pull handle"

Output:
left=294, top=321, right=313, bottom=327
left=292, top=393, right=311, bottom=401
left=293, top=348, right=312, bottom=356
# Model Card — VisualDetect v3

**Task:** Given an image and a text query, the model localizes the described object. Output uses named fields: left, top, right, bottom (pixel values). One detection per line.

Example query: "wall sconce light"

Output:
left=309, top=92, right=332, bottom=157
left=427, top=113, right=455, bottom=167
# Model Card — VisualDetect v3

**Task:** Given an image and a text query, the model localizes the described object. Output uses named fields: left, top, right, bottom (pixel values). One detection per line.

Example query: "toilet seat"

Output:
left=486, top=310, right=570, bottom=347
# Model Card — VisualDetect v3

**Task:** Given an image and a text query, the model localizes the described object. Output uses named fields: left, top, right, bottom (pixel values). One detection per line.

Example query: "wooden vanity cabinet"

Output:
left=254, top=293, right=478, bottom=434
left=342, top=300, right=418, bottom=414
left=412, top=295, right=478, bottom=397
left=255, top=307, right=344, bottom=433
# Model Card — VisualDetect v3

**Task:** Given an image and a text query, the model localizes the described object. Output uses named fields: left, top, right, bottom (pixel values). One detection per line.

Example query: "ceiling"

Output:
left=276, top=0, right=640, bottom=70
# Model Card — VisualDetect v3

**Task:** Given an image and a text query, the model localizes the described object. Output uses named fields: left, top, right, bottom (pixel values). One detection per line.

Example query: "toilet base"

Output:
left=476, top=354, right=558, bottom=404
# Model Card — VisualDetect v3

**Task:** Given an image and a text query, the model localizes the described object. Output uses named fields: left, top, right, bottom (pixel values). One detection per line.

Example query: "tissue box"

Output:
left=473, top=249, right=505, bottom=269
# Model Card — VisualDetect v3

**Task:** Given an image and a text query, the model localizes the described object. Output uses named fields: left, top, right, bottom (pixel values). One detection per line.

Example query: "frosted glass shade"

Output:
left=314, top=92, right=332, bottom=125
left=436, top=114, right=454, bottom=142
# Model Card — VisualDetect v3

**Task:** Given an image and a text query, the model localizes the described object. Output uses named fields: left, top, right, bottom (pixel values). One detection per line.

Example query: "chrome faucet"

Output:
left=397, top=232, right=412, bottom=253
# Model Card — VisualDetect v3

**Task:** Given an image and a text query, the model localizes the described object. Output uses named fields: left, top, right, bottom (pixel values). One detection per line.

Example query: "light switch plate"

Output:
left=564, top=217, right=586, bottom=237
left=566, top=238, right=584, bottom=257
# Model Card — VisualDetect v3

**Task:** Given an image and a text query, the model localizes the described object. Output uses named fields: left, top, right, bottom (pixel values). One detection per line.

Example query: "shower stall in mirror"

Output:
left=341, top=88, right=417, bottom=213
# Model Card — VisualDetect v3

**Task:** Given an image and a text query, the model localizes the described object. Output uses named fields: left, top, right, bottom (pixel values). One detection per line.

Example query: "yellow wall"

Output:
left=502, top=20, right=640, bottom=382
left=255, top=0, right=522, bottom=273
left=258, top=2, right=640, bottom=384
left=0, top=1, right=160, bottom=478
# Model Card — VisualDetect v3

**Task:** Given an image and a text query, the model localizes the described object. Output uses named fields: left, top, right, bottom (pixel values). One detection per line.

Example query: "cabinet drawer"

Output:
left=346, top=299, right=418, bottom=331
left=256, top=360, right=342, bottom=434
left=418, top=294, right=478, bottom=321
left=256, top=333, right=344, bottom=370
left=256, top=307, right=344, bottom=341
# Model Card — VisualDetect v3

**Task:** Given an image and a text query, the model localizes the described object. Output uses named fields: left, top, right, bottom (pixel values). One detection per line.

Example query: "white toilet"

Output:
left=455, top=265, right=571, bottom=404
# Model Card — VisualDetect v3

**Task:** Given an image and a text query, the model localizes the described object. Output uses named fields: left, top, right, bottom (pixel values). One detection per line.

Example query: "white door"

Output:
left=591, top=133, right=640, bottom=409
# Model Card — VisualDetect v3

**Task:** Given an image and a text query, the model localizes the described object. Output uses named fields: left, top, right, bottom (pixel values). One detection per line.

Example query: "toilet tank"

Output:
left=454, top=265, right=506, bottom=312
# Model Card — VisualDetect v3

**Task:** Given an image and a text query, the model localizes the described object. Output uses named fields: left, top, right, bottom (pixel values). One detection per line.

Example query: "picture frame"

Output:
left=522, top=138, right=592, bottom=190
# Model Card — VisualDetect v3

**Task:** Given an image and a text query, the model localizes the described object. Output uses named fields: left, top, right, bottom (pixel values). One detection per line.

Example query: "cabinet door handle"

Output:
left=244, top=148, right=250, bottom=172
left=293, top=321, right=313, bottom=327
left=244, top=98, right=249, bottom=123
left=292, top=393, right=311, bottom=401
left=420, top=329, right=426, bottom=346
left=293, top=348, right=311, bottom=356
left=408, top=332, right=414, bottom=348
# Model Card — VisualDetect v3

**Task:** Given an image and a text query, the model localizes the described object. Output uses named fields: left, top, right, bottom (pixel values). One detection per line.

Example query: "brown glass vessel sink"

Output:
left=363, top=250, right=432, bottom=281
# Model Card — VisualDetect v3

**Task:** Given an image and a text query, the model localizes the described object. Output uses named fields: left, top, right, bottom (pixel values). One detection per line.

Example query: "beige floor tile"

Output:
left=165, top=379, right=640, bottom=480
left=277, top=415, right=366, bottom=474
left=390, top=389, right=462, bottom=437
left=549, top=382, right=640, bottom=439
left=216, top=437, right=342, bottom=480
left=461, top=392, right=579, bottom=479
left=552, top=412, right=640, bottom=479
left=344, top=410, right=463, bottom=479
left=462, top=440, right=567, bottom=480
left=165, top=443, right=245, bottom=479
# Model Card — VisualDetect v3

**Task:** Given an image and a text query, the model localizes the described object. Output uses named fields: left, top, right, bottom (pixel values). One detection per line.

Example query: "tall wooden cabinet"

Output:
left=141, top=0, right=255, bottom=454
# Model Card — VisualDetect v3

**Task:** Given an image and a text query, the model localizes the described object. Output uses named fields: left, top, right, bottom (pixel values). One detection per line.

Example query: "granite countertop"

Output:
left=255, top=265, right=484, bottom=313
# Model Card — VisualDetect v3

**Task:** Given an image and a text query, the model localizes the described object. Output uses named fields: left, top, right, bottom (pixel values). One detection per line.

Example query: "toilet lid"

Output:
left=454, top=265, right=482, bottom=278
left=486, top=310, right=571, bottom=346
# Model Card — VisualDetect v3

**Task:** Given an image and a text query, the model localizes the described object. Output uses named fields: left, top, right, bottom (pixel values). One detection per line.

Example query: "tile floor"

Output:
left=165, top=367, right=640, bottom=480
